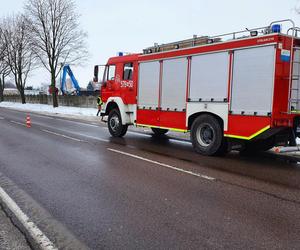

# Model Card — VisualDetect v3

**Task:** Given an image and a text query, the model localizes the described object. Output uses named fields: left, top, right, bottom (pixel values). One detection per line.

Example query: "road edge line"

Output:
left=0, top=186, right=58, bottom=250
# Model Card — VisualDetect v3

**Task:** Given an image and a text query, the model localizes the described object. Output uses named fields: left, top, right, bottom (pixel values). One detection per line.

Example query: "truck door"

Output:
left=120, top=62, right=136, bottom=104
left=101, top=64, right=116, bottom=102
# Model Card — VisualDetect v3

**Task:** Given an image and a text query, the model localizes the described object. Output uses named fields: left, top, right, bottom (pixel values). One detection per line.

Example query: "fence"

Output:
left=3, top=95, right=98, bottom=108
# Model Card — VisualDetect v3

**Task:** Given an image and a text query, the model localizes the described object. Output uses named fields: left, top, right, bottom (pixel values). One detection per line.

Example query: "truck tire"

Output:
left=108, top=109, right=128, bottom=137
left=151, top=128, right=168, bottom=136
left=190, top=114, right=224, bottom=156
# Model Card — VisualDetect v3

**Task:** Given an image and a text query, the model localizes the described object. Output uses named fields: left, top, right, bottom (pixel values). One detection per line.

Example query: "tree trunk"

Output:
left=0, top=75, right=3, bottom=102
left=51, top=70, right=58, bottom=107
left=52, top=90, right=58, bottom=107
left=20, top=88, right=26, bottom=104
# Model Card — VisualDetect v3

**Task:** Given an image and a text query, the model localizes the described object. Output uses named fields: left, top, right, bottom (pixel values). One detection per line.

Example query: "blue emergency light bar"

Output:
left=271, top=24, right=281, bottom=33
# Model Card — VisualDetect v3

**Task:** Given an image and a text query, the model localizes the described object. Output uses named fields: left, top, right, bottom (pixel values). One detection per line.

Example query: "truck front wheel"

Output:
left=191, top=114, right=225, bottom=156
left=108, top=109, right=128, bottom=137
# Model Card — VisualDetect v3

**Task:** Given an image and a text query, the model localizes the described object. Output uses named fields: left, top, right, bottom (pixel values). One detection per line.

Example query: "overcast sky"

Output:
left=1, top=0, right=300, bottom=88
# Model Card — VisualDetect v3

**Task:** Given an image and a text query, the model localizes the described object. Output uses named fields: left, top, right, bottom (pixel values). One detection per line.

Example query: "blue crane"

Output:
left=60, top=65, right=81, bottom=95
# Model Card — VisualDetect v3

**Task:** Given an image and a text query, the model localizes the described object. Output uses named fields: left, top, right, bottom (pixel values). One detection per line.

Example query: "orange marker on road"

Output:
left=26, top=114, right=31, bottom=128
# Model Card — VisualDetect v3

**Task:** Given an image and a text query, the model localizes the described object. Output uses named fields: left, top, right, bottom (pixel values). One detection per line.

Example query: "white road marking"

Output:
left=0, top=186, right=58, bottom=250
left=30, top=114, right=55, bottom=120
left=41, top=129, right=83, bottom=142
left=54, top=118, right=99, bottom=128
left=74, top=132, right=110, bottom=142
left=107, top=148, right=216, bottom=181
left=10, top=120, right=26, bottom=127
left=0, top=116, right=4, bottom=120
left=40, top=127, right=109, bottom=143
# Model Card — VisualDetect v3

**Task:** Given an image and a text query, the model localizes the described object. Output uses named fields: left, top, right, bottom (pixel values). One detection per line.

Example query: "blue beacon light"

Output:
left=271, top=24, right=281, bottom=33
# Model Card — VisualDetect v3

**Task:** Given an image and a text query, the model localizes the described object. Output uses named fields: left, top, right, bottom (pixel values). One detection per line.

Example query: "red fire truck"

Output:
left=94, top=19, right=300, bottom=156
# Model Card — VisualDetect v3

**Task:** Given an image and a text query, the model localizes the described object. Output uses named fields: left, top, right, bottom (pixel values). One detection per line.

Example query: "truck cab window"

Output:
left=108, top=65, right=116, bottom=80
left=104, top=65, right=116, bottom=81
left=123, top=63, right=133, bottom=80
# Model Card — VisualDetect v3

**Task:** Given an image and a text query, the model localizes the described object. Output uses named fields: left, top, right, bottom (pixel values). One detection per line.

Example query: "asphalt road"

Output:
left=0, top=107, right=300, bottom=250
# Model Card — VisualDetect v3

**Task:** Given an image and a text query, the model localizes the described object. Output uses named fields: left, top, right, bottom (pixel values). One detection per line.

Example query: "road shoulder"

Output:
left=0, top=207, right=31, bottom=250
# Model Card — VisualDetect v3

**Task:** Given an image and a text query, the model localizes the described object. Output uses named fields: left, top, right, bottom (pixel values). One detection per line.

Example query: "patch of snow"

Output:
left=0, top=102, right=98, bottom=117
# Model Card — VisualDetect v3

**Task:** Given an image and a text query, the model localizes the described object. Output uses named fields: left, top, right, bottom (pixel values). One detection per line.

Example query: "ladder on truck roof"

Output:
left=290, top=47, right=300, bottom=112
left=287, top=23, right=300, bottom=114
left=143, top=19, right=299, bottom=55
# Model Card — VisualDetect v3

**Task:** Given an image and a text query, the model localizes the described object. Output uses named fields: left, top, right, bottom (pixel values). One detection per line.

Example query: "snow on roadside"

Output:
left=0, top=102, right=98, bottom=117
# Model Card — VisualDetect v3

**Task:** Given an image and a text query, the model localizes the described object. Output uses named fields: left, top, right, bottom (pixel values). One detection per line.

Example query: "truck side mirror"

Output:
left=94, top=65, right=99, bottom=82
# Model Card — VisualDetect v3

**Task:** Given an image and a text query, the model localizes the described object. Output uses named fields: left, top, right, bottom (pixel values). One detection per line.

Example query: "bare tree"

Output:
left=2, top=15, right=34, bottom=104
left=0, top=61, right=11, bottom=103
left=25, top=0, right=88, bottom=107
left=0, top=25, right=11, bottom=102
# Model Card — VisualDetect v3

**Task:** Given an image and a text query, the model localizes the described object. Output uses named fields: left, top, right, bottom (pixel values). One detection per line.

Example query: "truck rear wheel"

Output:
left=191, top=114, right=225, bottom=156
left=108, top=109, right=128, bottom=137
left=151, top=128, right=168, bottom=136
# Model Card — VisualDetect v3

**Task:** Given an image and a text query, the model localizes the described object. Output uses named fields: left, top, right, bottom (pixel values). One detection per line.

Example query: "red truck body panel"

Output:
left=100, top=32, right=300, bottom=141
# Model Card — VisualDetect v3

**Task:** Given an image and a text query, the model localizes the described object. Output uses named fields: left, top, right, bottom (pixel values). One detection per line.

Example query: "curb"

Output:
left=0, top=186, right=58, bottom=250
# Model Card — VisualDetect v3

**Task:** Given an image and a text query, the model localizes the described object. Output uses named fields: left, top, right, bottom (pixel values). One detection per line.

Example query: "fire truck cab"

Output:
left=94, top=20, right=300, bottom=156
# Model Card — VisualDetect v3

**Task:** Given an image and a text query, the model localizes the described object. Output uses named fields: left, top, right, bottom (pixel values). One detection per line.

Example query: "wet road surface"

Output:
left=0, top=107, right=299, bottom=249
